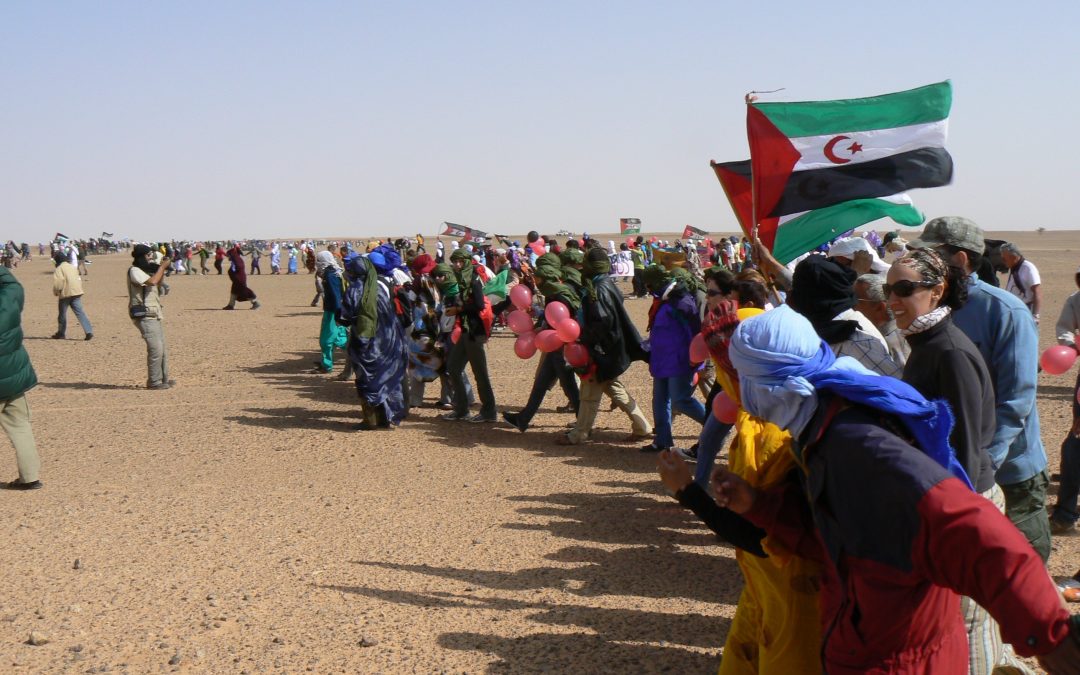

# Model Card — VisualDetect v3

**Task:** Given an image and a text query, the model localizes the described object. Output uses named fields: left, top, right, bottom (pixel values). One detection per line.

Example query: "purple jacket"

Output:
left=649, top=291, right=700, bottom=378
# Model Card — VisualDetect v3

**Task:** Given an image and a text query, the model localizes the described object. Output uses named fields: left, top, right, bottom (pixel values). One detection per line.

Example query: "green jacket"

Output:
left=0, top=268, right=37, bottom=400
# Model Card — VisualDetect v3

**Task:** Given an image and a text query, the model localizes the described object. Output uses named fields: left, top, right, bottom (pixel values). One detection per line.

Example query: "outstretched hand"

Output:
left=710, top=468, right=757, bottom=514
left=657, top=450, right=693, bottom=495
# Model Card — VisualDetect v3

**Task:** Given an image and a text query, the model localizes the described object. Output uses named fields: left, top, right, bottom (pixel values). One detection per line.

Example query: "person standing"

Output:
left=128, top=244, right=172, bottom=390
left=197, top=244, right=210, bottom=275
left=223, top=244, right=260, bottom=310
left=443, top=248, right=497, bottom=423
left=1051, top=265, right=1080, bottom=536
left=338, top=254, right=408, bottom=429
left=1001, top=243, right=1042, bottom=321
left=287, top=245, right=299, bottom=274
left=213, top=244, right=226, bottom=275
left=909, top=218, right=1051, bottom=561
left=313, top=251, right=347, bottom=373
left=270, top=242, right=281, bottom=274
left=51, top=251, right=93, bottom=341
left=630, top=239, right=647, bottom=298
left=250, top=245, right=262, bottom=275
left=0, top=266, right=43, bottom=490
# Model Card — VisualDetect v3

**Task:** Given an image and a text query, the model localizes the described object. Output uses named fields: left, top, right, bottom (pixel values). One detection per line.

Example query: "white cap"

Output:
left=828, top=237, right=889, bottom=273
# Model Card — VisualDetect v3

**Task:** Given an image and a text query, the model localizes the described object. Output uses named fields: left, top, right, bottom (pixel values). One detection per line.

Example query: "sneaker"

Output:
left=84, top=333, right=93, bottom=341
left=252, top=301, right=261, bottom=310
left=50, top=333, right=64, bottom=340
left=640, top=442, right=670, bottom=453
left=436, top=402, right=454, bottom=410
left=1, top=479, right=42, bottom=491
left=148, top=382, right=172, bottom=390
left=222, top=305, right=235, bottom=310
left=468, top=414, right=497, bottom=424
left=674, top=446, right=698, bottom=462
left=1051, top=519, right=1078, bottom=536
left=502, top=411, right=528, bottom=433
left=441, top=411, right=468, bottom=421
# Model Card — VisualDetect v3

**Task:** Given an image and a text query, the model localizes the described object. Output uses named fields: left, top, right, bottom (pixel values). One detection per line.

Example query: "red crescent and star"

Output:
left=823, top=135, right=864, bottom=164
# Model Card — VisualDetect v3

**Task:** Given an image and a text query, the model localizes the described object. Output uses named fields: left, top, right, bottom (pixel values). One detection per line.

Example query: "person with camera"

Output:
left=128, top=244, right=173, bottom=390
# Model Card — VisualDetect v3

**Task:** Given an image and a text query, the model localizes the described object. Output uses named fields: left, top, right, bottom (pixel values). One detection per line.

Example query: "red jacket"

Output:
left=745, top=401, right=1070, bottom=673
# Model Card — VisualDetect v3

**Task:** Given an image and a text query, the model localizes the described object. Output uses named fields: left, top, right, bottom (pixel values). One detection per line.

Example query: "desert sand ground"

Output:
left=1, top=230, right=1077, bottom=674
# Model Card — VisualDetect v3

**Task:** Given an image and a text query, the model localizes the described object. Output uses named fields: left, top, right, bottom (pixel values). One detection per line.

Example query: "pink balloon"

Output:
left=507, top=309, right=534, bottom=335
left=556, top=318, right=580, bottom=342
left=451, top=324, right=462, bottom=344
left=535, top=329, right=563, bottom=353
left=514, top=333, right=538, bottom=359
left=712, top=391, right=738, bottom=424
left=1041, top=345, right=1078, bottom=375
left=510, top=285, right=533, bottom=311
left=544, top=301, right=570, bottom=327
left=689, top=333, right=709, bottom=363
left=564, top=342, right=590, bottom=368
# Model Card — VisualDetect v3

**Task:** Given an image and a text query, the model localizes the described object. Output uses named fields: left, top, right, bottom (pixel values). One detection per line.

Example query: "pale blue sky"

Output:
left=2, top=1, right=1076, bottom=243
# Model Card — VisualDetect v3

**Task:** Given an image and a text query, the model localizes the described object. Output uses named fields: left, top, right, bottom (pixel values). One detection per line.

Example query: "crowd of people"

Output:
left=1, top=219, right=1079, bottom=671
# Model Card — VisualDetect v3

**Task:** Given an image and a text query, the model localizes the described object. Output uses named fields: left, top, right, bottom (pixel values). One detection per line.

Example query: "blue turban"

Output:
left=730, top=305, right=972, bottom=490
left=367, top=251, right=389, bottom=275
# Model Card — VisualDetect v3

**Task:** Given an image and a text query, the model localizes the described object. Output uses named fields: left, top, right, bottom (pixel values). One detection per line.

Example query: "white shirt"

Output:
left=1005, top=260, right=1040, bottom=309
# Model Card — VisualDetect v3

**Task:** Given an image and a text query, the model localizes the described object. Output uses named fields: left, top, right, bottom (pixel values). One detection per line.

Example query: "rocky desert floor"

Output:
left=1, top=230, right=1077, bottom=674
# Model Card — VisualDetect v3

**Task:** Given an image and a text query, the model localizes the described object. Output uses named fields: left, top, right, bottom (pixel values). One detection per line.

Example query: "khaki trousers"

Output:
left=1, top=394, right=40, bottom=483
left=566, top=377, right=651, bottom=444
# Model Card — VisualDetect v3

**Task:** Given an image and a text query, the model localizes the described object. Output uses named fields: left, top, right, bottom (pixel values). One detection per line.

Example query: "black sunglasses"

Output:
left=884, top=280, right=938, bottom=298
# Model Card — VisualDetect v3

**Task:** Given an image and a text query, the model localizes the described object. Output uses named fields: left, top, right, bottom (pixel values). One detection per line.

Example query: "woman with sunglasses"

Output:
left=888, top=248, right=1020, bottom=673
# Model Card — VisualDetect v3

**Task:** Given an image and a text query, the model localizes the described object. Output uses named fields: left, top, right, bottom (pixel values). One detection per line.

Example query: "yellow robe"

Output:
left=713, top=371, right=822, bottom=675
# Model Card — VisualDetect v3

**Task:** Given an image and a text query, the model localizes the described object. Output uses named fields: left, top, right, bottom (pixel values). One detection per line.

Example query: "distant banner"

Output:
left=440, top=222, right=489, bottom=243
left=54, top=232, right=70, bottom=242
left=682, top=224, right=709, bottom=239
left=101, top=231, right=114, bottom=238
left=619, top=218, right=641, bottom=235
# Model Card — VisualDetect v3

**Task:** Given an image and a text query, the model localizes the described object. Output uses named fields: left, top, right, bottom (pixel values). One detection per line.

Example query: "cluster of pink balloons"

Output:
left=1041, top=345, right=1078, bottom=375
left=507, top=286, right=587, bottom=366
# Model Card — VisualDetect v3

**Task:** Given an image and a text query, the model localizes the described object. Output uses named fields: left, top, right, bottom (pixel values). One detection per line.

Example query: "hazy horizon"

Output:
left=3, top=2, right=1078, bottom=244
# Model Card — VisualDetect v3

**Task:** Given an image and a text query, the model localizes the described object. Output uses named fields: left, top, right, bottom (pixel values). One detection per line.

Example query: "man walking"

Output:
left=557, top=247, right=652, bottom=445
left=0, top=266, right=43, bottom=490
left=51, top=250, right=93, bottom=340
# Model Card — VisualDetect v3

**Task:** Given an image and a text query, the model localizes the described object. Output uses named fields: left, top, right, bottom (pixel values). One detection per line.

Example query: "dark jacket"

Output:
left=459, top=277, right=488, bottom=339
left=580, top=275, right=646, bottom=381
left=322, top=267, right=344, bottom=314
left=902, top=318, right=997, bottom=493
left=0, top=268, right=37, bottom=401
left=746, top=399, right=1070, bottom=672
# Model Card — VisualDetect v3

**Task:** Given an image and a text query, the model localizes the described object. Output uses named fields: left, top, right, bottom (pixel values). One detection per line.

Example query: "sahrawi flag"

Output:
left=712, top=81, right=953, bottom=263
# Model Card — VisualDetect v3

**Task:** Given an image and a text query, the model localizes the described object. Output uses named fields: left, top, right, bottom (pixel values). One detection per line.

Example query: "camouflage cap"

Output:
left=907, top=216, right=984, bottom=255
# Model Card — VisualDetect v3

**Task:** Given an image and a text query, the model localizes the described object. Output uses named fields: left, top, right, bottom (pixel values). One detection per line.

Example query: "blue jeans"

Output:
left=694, top=413, right=734, bottom=488
left=651, top=374, right=706, bottom=448
left=58, top=295, right=92, bottom=336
